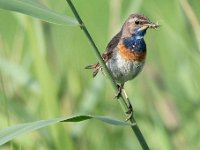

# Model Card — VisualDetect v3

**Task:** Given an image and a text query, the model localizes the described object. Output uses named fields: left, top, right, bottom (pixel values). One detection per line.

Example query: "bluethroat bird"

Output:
left=86, top=14, right=159, bottom=116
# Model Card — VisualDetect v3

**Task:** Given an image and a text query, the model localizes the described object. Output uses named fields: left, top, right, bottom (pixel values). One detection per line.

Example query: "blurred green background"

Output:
left=0, top=0, right=200, bottom=149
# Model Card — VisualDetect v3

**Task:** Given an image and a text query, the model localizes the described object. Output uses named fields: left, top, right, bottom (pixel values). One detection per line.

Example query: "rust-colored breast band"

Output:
left=118, top=43, right=146, bottom=61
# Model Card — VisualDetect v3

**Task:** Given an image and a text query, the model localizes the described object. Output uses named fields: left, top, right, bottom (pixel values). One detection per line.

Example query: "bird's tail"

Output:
left=85, top=63, right=101, bottom=77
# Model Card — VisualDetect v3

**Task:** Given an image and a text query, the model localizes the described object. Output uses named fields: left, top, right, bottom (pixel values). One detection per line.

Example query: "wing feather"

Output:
left=103, top=30, right=122, bottom=62
left=85, top=30, right=122, bottom=77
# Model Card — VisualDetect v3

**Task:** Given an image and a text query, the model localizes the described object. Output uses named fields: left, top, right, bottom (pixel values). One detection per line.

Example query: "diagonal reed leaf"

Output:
left=0, top=0, right=78, bottom=26
left=0, top=114, right=133, bottom=146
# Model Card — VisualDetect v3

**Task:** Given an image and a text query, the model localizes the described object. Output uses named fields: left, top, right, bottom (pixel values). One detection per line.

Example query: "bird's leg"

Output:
left=115, top=83, right=124, bottom=99
left=122, top=88, right=134, bottom=121
left=100, top=67, right=106, bottom=76
left=115, top=84, right=133, bottom=121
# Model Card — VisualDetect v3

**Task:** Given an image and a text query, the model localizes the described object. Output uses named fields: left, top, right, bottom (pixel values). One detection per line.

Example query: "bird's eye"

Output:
left=135, top=20, right=140, bottom=25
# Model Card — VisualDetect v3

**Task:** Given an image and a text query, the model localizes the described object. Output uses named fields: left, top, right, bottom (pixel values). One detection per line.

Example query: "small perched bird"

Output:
left=86, top=14, right=159, bottom=98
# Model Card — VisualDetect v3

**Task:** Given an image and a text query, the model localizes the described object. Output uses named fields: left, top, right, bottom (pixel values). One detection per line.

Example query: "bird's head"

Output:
left=122, top=14, right=159, bottom=37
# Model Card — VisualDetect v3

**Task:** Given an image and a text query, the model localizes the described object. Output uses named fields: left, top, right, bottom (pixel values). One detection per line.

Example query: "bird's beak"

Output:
left=148, top=21, right=160, bottom=29
left=138, top=21, right=159, bottom=31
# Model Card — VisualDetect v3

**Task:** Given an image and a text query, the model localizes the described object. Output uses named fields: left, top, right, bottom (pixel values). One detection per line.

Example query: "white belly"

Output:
left=107, top=51, right=145, bottom=83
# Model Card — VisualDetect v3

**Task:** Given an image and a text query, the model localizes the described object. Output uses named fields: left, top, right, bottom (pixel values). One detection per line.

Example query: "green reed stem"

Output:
left=65, top=0, right=149, bottom=149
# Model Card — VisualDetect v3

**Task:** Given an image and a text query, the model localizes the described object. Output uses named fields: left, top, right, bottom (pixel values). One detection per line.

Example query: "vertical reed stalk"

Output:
left=66, top=0, right=150, bottom=149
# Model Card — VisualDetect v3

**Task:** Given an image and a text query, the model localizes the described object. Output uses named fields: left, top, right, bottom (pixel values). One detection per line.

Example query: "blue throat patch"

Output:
left=123, top=29, right=147, bottom=53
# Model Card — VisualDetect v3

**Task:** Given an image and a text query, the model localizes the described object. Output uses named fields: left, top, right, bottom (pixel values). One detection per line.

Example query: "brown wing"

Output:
left=85, top=30, right=122, bottom=77
left=102, top=30, right=122, bottom=62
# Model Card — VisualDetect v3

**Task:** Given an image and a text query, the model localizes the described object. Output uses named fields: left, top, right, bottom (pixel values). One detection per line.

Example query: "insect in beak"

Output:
left=137, top=21, right=159, bottom=31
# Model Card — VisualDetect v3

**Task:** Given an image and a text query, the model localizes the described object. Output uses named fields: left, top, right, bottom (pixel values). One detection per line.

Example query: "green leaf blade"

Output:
left=0, top=0, right=79, bottom=26
left=0, top=115, right=133, bottom=145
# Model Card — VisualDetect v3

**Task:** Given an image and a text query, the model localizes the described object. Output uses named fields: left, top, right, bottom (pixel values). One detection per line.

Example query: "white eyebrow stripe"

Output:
left=128, top=18, right=136, bottom=23
left=128, top=18, right=147, bottom=23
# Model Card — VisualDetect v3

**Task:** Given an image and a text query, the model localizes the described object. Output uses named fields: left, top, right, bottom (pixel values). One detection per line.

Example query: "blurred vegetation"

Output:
left=0, top=0, right=200, bottom=149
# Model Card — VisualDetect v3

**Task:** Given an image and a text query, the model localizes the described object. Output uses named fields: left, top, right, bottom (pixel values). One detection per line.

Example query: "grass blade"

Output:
left=0, top=0, right=78, bottom=26
left=0, top=114, right=133, bottom=146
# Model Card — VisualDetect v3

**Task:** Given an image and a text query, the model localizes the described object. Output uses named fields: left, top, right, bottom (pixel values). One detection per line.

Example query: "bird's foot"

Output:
left=114, top=84, right=123, bottom=99
left=125, top=101, right=134, bottom=121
